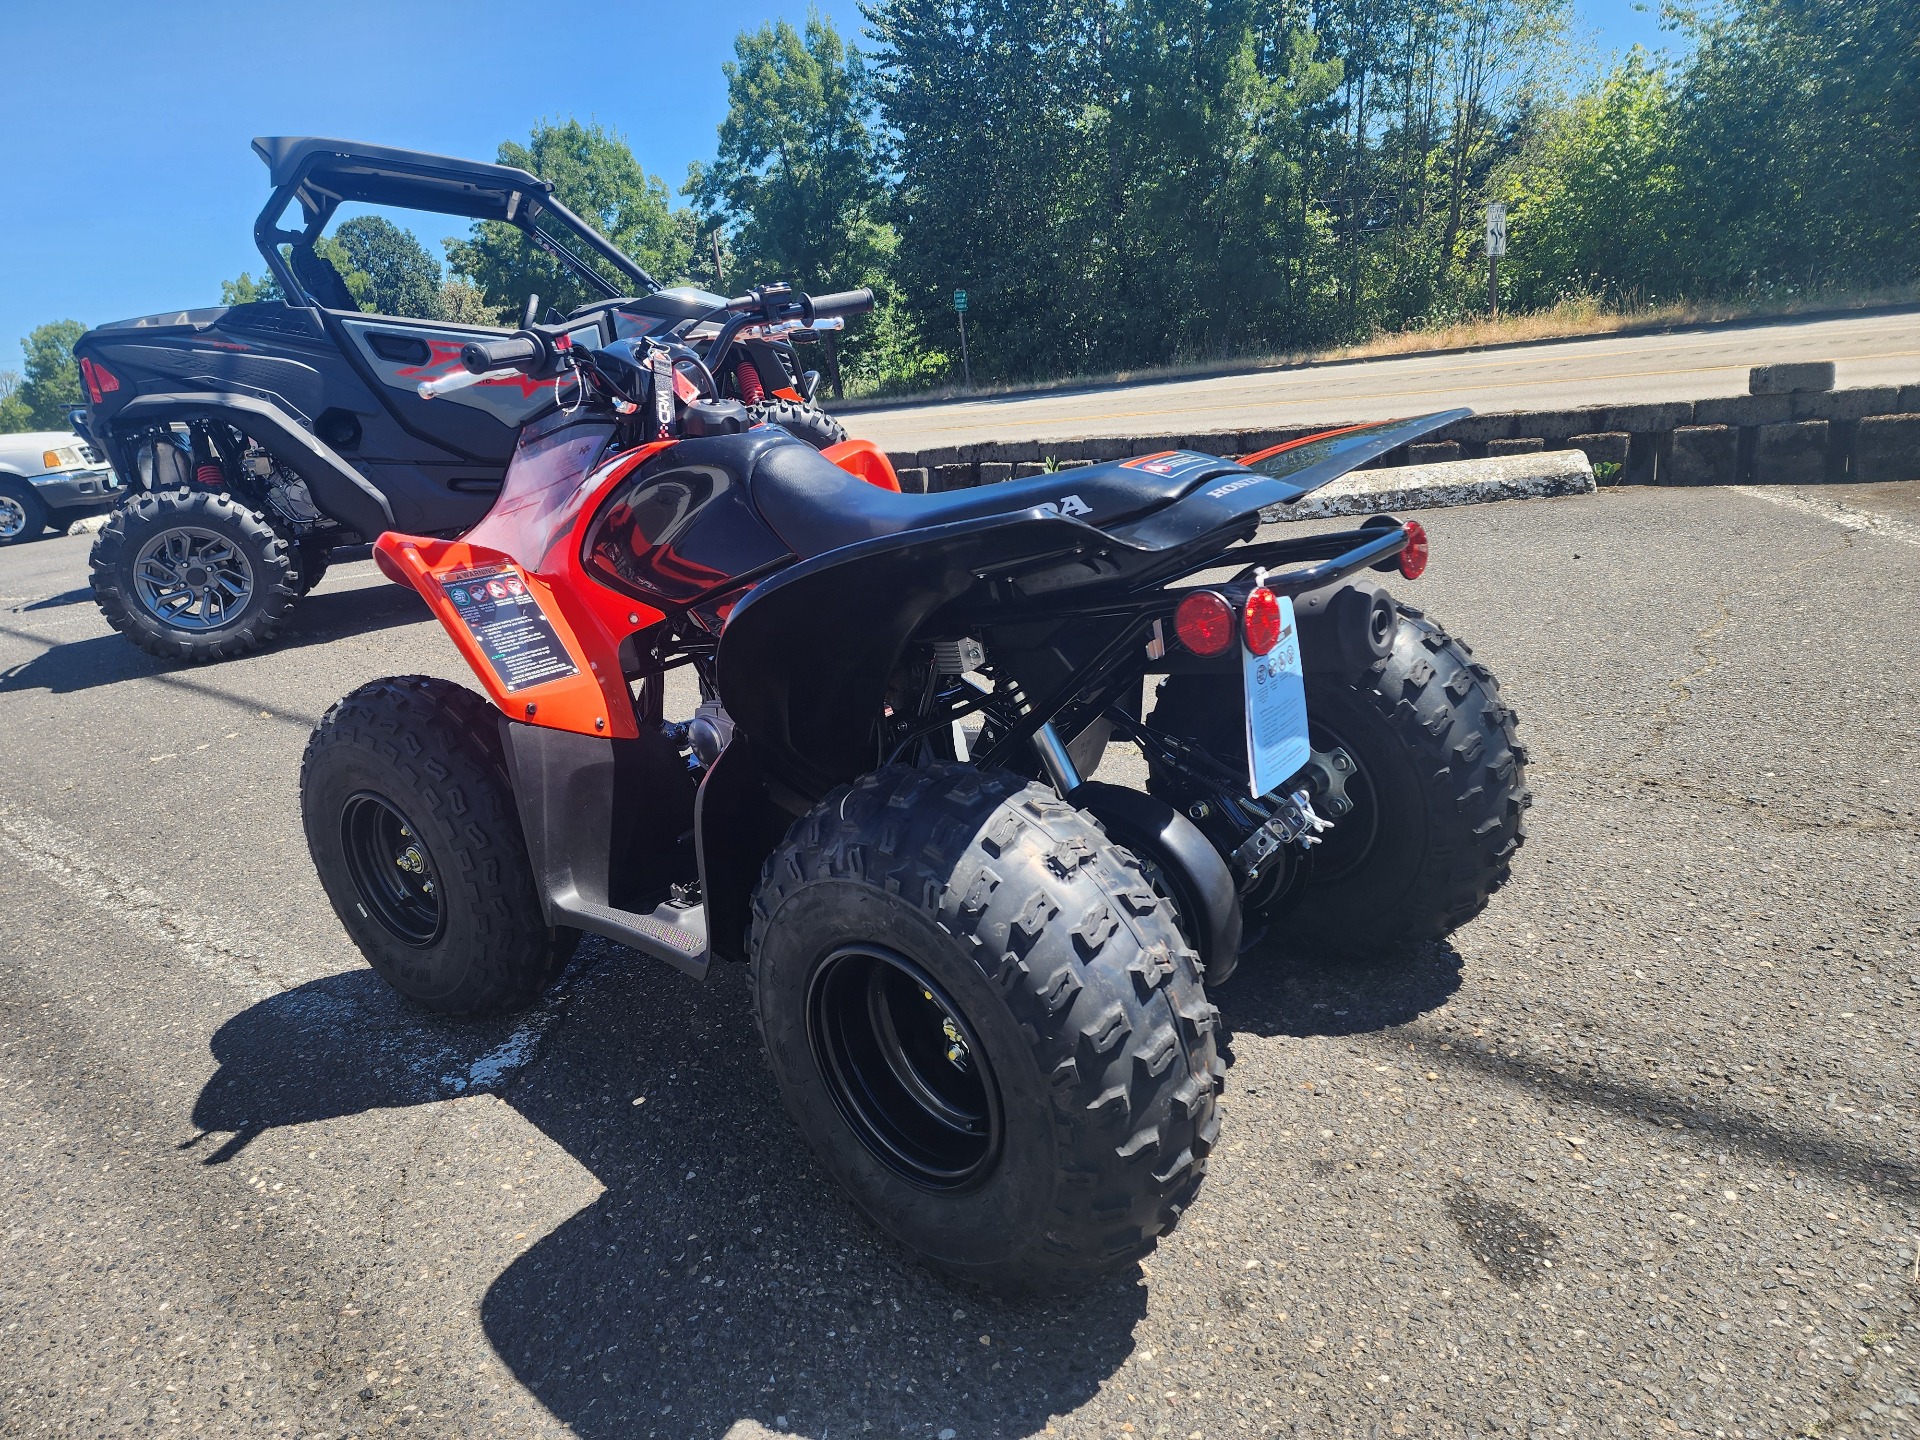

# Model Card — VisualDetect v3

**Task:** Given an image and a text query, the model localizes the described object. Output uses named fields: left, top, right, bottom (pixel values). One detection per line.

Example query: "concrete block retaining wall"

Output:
left=883, top=383, right=1920, bottom=494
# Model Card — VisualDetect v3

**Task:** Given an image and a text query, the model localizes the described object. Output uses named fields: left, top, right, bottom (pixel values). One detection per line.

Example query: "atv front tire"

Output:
left=89, top=489, right=300, bottom=661
left=747, top=398, right=847, bottom=450
left=749, top=763, right=1222, bottom=1294
left=301, top=676, right=577, bottom=1015
left=1149, top=601, right=1529, bottom=962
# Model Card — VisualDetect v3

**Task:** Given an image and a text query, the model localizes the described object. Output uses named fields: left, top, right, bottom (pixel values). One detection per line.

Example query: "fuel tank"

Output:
left=580, top=429, right=797, bottom=614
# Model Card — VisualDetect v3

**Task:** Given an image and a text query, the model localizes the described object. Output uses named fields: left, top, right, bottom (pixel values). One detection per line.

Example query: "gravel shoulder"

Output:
left=1, top=484, right=1916, bottom=1439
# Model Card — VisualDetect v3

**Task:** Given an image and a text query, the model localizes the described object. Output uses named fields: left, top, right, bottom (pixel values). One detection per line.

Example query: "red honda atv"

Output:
left=298, top=294, right=1528, bottom=1293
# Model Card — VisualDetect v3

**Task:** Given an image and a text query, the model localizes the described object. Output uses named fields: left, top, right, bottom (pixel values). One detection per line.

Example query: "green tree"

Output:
left=689, top=15, right=897, bottom=393
left=7, top=321, right=87, bottom=431
left=329, top=216, right=443, bottom=317
left=436, top=279, right=507, bottom=326
left=447, top=119, right=692, bottom=316
left=1671, top=0, right=1919, bottom=291
left=0, top=369, right=28, bottom=433
left=220, top=270, right=284, bottom=306
left=1502, top=51, right=1683, bottom=306
left=689, top=17, right=890, bottom=291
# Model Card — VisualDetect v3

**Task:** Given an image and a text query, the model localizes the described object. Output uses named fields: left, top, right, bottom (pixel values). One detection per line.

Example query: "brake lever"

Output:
left=418, top=368, right=515, bottom=400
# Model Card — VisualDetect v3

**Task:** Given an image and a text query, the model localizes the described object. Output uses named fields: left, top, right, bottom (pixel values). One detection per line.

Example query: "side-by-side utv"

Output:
left=72, top=136, right=854, bottom=661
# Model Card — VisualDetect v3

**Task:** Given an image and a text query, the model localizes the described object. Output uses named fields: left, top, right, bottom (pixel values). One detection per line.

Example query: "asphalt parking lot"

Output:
left=2, top=481, right=1916, bottom=1440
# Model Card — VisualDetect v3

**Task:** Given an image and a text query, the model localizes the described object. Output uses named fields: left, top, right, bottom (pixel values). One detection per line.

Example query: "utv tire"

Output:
left=749, top=763, right=1223, bottom=1294
left=89, top=489, right=300, bottom=662
left=1149, top=601, right=1529, bottom=963
left=747, top=398, right=847, bottom=450
left=292, top=540, right=331, bottom=596
left=0, top=479, right=49, bottom=545
left=301, top=675, right=577, bottom=1015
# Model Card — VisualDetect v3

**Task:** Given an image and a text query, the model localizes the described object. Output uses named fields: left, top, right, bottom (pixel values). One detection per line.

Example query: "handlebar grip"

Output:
left=461, top=333, right=542, bottom=374
left=807, top=288, right=876, bottom=320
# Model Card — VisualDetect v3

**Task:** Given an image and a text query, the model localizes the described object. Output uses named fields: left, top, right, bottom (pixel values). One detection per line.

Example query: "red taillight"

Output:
left=1173, top=591, right=1235, bottom=656
left=79, top=356, right=119, bottom=404
left=1242, top=586, right=1282, bottom=655
left=1398, top=519, right=1429, bottom=579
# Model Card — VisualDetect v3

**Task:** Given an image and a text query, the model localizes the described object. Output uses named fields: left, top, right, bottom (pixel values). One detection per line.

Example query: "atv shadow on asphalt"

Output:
left=0, top=577, right=431, bottom=697
left=190, top=948, right=1149, bottom=1439
left=1215, top=936, right=1465, bottom=1039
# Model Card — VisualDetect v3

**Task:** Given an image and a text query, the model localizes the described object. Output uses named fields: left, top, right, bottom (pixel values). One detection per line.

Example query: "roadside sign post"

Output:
left=954, top=289, right=971, bottom=389
left=1485, top=202, right=1507, bottom=320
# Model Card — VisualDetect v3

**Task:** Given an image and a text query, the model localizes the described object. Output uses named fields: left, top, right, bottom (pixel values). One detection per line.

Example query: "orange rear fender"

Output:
left=373, top=532, right=638, bottom=739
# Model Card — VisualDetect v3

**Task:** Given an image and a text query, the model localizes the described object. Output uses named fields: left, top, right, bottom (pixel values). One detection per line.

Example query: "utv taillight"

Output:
left=1242, top=586, right=1282, bottom=655
left=1398, top=519, right=1429, bottom=579
left=1173, top=591, right=1234, bottom=656
left=79, top=357, right=119, bottom=405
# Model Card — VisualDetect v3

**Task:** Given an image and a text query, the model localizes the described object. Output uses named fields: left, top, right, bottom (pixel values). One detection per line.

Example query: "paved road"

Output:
left=2, top=482, right=1917, bottom=1439
left=844, top=309, right=1920, bottom=451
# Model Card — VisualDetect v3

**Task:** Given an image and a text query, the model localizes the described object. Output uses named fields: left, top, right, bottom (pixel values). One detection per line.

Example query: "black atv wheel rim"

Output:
left=806, top=946, right=1003, bottom=1191
left=340, top=792, right=446, bottom=948
left=0, top=494, right=27, bottom=540
left=1302, top=718, right=1380, bottom=885
left=132, top=525, right=255, bottom=631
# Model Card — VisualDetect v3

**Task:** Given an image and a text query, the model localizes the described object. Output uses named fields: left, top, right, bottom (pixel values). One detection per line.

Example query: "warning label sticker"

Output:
left=437, top=564, right=581, bottom=693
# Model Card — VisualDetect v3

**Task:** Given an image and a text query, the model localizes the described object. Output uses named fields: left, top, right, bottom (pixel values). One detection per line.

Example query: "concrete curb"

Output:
left=1267, top=449, right=1596, bottom=523
left=66, top=513, right=112, bottom=538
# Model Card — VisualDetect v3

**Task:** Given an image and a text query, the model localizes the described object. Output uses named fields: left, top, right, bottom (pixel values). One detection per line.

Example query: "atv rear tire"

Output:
left=1149, top=602, right=1529, bottom=963
left=749, top=762, right=1222, bottom=1294
left=301, top=675, right=577, bottom=1015
left=89, top=489, right=300, bottom=662
left=0, top=479, right=49, bottom=545
left=747, top=398, right=847, bottom=450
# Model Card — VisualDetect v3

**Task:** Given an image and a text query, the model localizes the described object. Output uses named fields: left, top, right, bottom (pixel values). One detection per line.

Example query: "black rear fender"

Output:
left=696, top=511, right=1095, bottom=959
left=107, top=392, right=395, bottom=540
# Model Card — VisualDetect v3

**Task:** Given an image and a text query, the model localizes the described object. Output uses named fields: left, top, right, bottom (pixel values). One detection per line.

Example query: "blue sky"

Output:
left=0, top=0, right=1675, bottom=361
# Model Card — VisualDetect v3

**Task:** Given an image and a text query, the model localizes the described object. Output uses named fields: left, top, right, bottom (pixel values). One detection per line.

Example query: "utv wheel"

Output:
left=749, top=763, right=1223, bottom=1294
left=1149, top=601, right=1530, bottom=963
left=301, top=675, right=577, bottom=1015
left=746, top=398, right=847, bottom=450
left=0, top=479, right=48, bottom=545
left=89, top=489, right=299, bottom=661
left=292, top=540, right=332, bottom=596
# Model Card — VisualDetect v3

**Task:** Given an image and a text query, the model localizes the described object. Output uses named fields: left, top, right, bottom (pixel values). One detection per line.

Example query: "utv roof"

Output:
left=250, top=136, right=656, bottom=301
left=252, top=137, right=551, bottom=224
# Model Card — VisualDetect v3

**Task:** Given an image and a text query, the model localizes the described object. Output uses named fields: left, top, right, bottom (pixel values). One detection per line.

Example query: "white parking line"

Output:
left=1729, top=484, right=1920, bottom=548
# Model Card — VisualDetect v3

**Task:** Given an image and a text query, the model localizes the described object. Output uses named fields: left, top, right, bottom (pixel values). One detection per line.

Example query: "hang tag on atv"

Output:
left=1244, top=595, right=1311, bottom=799
left=651, top=348, right=676, bottom=440
left=437, top=564, right=581, bottom=693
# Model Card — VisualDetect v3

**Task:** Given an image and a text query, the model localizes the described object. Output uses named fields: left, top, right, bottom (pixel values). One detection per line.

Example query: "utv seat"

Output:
left=290, top=245, right=361, bottom=312
left=744, top=430, right=1232, bottom=560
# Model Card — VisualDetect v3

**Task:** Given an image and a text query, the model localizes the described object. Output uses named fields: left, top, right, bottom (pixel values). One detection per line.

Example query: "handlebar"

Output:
left=721, top=284, right=876, bottom=325
left=806, top=288, right=876, bottom=321
left=461, top=333, right=543, bottom=374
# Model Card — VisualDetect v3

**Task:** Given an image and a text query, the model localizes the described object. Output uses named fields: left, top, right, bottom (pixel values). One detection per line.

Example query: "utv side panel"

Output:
left=112, top=393, right=395, bottom=539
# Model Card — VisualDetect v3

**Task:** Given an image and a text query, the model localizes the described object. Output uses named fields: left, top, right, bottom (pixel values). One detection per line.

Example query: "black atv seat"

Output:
left=748, top=432, right=1232, bottom=559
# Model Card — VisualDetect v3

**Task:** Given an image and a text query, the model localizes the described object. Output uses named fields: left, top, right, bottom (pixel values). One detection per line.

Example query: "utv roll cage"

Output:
left=250, top=136, right=660, bottom=311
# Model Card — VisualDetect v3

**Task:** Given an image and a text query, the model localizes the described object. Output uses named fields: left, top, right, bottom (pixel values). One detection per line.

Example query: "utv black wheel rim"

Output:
left=132, top=525, right=255, bottom=631
left=340, top=792, right=446, bottom=947
left=807, top=946, right=1003, bottom=1191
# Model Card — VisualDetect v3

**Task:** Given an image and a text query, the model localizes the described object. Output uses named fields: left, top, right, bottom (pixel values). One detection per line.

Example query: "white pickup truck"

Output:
left=0, top=430, right=125, bottom=545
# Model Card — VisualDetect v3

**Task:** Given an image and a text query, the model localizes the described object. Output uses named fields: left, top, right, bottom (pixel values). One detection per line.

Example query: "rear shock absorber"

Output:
left=735, top=359, right=765, bottom=405
left=191, top=426, right=224, bottom=488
